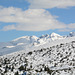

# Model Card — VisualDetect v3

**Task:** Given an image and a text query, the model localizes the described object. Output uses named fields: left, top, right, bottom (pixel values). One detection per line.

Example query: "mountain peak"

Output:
left=50, top=32, right=63, bottom=41
left=40, top=34, right=49, bottom=38
left=50, top=32, right=61, bottom=37
left=69, top=32, right=75, bottom=37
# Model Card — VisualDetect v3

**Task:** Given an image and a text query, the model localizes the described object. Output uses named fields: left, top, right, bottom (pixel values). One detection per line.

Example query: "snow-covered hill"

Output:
left=0, top=36, right=75, bottom=75
left=0, top=32, right=75, bottom=75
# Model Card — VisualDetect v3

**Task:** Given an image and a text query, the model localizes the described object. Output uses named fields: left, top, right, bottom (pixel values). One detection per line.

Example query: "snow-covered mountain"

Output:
left=0, top=32, right=74, bottom=55
left=0, top=33, right=75, bottom=75
left=69, top=32, right=75, bottom=37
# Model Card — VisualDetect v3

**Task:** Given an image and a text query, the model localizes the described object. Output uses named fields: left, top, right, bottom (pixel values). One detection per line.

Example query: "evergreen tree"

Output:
left=14, top=71, right=19, bottom=75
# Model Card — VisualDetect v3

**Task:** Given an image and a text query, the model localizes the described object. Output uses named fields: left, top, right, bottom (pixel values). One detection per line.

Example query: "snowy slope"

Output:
left=0, top=36, right=75, bottom=75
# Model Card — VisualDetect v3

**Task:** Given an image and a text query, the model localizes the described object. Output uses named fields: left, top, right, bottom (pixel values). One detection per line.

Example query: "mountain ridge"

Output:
left=0, top=32, right=75, bottom=55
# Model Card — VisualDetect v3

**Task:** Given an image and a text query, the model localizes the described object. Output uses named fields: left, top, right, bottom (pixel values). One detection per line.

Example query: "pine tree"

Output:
left=14, top=71, right=19, bottom=75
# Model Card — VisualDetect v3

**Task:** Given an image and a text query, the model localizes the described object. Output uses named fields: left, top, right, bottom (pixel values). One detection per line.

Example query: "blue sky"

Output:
left=0, top=0, right=75, bottom=42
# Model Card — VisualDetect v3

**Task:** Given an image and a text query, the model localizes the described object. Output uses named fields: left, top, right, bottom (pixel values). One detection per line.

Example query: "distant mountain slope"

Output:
left=0, top=32, right=75, bottom=55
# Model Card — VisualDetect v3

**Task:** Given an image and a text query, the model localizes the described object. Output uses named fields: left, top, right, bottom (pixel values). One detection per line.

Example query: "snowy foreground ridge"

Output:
left=0, top=32, right=75, bottom=75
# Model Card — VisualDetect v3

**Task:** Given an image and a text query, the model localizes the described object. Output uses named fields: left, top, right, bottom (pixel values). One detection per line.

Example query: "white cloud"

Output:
left=68, top=23, right=75, bottom=29
left=0, top=7, right=29, bottom=23
left=0, top=7, right=67, bottom=31
left=28, top=0, right=75, bottom=9
left=59, top=23, right=75, bottom=32
left=2, top=25, right=16, bottom=31
left=0, top=6, right=74, bottom=31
